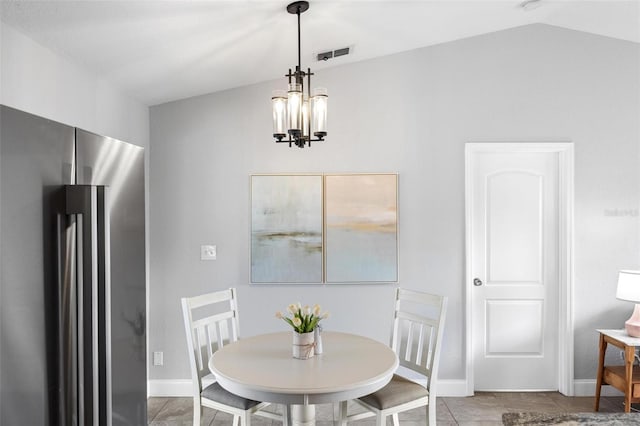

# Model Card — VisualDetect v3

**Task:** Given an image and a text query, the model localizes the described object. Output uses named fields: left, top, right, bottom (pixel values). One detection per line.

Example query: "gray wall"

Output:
left=0, top=22, right=149, bottom=148
left=149, top=24, right=640, bottom=388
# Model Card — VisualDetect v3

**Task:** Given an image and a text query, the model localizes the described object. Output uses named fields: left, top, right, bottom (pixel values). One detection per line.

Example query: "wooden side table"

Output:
left=594, top=329, right=640, bottom=412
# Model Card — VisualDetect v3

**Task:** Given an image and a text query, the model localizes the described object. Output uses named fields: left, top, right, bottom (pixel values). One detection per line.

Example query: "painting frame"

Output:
left=250, top=174, right=324, bottom=283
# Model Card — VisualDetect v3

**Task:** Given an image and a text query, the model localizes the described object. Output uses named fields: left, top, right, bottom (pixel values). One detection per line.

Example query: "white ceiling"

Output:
left=1, top=0, right=638, bottom=106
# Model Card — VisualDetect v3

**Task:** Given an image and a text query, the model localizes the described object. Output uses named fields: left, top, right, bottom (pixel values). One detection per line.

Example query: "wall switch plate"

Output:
left=153, top=351, right=163, bottom=366
left=201, top=245, right=216, bottom=260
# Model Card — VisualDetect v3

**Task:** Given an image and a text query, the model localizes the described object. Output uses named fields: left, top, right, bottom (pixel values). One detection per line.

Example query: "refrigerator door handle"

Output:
left=58, top=194, right=78, bottom=426
left=66, top=185, right=112, bottom=426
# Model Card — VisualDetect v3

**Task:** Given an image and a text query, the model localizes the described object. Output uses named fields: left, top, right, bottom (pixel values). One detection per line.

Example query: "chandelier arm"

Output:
left=275, top=137, right=324, bottom=144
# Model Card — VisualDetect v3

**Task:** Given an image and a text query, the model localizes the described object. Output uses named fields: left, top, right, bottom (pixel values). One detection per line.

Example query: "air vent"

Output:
left=334, top=47, right=349, bottom=57
left=316, top=46, right=352, bottom=62
left=317, top=51, right=333, bottom=61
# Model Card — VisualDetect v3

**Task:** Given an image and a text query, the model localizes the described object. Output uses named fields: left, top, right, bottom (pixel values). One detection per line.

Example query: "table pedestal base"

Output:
left=291, top=404, right=315, bottom=426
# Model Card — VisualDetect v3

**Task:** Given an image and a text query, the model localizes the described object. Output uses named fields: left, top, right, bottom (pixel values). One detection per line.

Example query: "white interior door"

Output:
left=470, top=149, right=560, bottom=391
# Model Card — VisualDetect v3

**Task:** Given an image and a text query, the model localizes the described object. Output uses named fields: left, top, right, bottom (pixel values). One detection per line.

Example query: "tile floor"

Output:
left=148, top=392, right=629, bottom=425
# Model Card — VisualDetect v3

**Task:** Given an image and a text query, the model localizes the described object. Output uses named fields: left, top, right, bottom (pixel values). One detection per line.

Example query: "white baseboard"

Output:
left=148, top=379, right=470, bottom=398
left=435, top=380, right=470, bottom=397
left=149, top=379, right=193, bottom=397
left=573, top=379, right=623, bottom=397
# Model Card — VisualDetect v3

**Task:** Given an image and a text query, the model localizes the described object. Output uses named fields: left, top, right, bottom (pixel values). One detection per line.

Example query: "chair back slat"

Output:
left=391, top=288, right=447, bottom=391
left=181, top=288, right=241, bottom=393
left=195, top=326, right=204, bottom=372
left=207, top=322, right=215, bottom=361
left=415, top=322, right=425, bottom=366
left=404, top=320, right=414, bottom=361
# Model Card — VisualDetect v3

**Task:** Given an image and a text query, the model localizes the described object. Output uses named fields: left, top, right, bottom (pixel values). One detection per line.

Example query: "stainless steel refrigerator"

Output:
left=0, top=105, right=147, bottom=426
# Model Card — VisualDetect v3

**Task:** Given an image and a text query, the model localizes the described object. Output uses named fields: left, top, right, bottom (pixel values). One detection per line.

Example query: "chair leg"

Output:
left=376, top=413, right=385, bottom=426
left=192, top=397, right=201, bottom=426
left=428, top=400, right=436, bottom=426
left=282, top=405, right=291, bottom=426
left=233, top=414, right=240, bottom=426
left=392, top=413, right=400, bottom=426
left=338, top=400, right=348, bottom=426
left=241, top=412, right=251, bottom=426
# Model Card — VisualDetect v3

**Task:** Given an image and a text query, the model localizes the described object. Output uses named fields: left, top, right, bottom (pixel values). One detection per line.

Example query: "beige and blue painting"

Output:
left=325, top=174, right=398, bottom=283
left=251, top=175, right=323, bottom=283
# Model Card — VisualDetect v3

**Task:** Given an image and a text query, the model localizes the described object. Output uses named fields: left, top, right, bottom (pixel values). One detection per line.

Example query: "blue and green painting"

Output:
left=251, top=175, right=323, bottom=283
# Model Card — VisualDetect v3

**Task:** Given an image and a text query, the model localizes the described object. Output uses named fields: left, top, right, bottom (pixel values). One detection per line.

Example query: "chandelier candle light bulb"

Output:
left=302, top=93, right=310, bottom=140
left=271, top=90, right=287, bottom=139
left=287, top=82, right=303, bottom=137
left=311, top=87, right=328, bottom=138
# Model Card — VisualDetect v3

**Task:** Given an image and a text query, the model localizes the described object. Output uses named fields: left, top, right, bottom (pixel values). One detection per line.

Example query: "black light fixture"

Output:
left=272, top=1, right=327, bottom=148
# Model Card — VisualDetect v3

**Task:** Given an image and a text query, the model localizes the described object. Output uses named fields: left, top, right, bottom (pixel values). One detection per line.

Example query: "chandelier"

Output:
left=272, top=1, right=328, bottom=148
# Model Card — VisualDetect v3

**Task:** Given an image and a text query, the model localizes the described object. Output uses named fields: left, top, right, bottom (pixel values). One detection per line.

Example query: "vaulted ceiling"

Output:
left=1, top=1, right=638, bottom=106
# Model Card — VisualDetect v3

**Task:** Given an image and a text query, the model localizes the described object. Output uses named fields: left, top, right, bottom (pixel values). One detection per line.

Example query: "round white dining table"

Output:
left=209, top=331, right=398, bottom=426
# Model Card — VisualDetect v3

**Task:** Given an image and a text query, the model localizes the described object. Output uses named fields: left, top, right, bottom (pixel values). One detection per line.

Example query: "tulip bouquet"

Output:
left=276, top=303, right=329, bottom=334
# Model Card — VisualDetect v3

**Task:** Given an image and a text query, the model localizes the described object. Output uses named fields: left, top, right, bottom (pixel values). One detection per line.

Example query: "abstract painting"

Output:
left=325, top=174, right=398, bottom=283
left=251, top=175, right=323, bottom=283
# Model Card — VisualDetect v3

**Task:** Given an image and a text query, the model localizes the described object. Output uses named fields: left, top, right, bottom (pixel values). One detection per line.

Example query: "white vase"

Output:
left=292, top=331, right=315, bottom=360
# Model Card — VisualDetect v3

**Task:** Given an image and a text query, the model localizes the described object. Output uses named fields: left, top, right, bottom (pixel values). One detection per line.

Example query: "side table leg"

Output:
left=594, top=335, right=606, bottom=411
left=625, top=345, right=635, bottom=413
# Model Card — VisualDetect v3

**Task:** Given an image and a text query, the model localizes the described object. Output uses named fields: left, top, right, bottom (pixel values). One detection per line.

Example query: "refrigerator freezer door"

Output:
left=75, top=129, right=146, bottom=426
left=0, top=106, right=75, bottom=425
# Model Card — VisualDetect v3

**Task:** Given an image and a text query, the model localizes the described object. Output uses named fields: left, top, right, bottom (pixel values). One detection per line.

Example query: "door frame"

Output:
left=464, top=142, right=575, bottom=396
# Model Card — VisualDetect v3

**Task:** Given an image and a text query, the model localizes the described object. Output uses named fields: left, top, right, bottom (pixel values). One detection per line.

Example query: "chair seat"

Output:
left=358, top=374, right=429, bottom=410
left=201, top=382, right=261, bottom=410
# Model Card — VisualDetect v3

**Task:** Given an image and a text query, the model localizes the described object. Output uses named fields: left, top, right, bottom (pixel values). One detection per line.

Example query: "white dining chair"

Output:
left=338, top=288, right=448, bottom=426
left=181, top=288, right=284, bottom=426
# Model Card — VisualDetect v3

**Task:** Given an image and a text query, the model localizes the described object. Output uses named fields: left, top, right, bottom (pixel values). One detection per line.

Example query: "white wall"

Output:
left=0, top=22, right=149, bottom=148
left=149, top=24, right=640, bottom=394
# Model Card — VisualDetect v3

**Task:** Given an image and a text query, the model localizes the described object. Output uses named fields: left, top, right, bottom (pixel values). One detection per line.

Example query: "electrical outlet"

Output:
left=200, top=245, right=216, bottom=260
left=153, top=351, right=163, bottom=366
